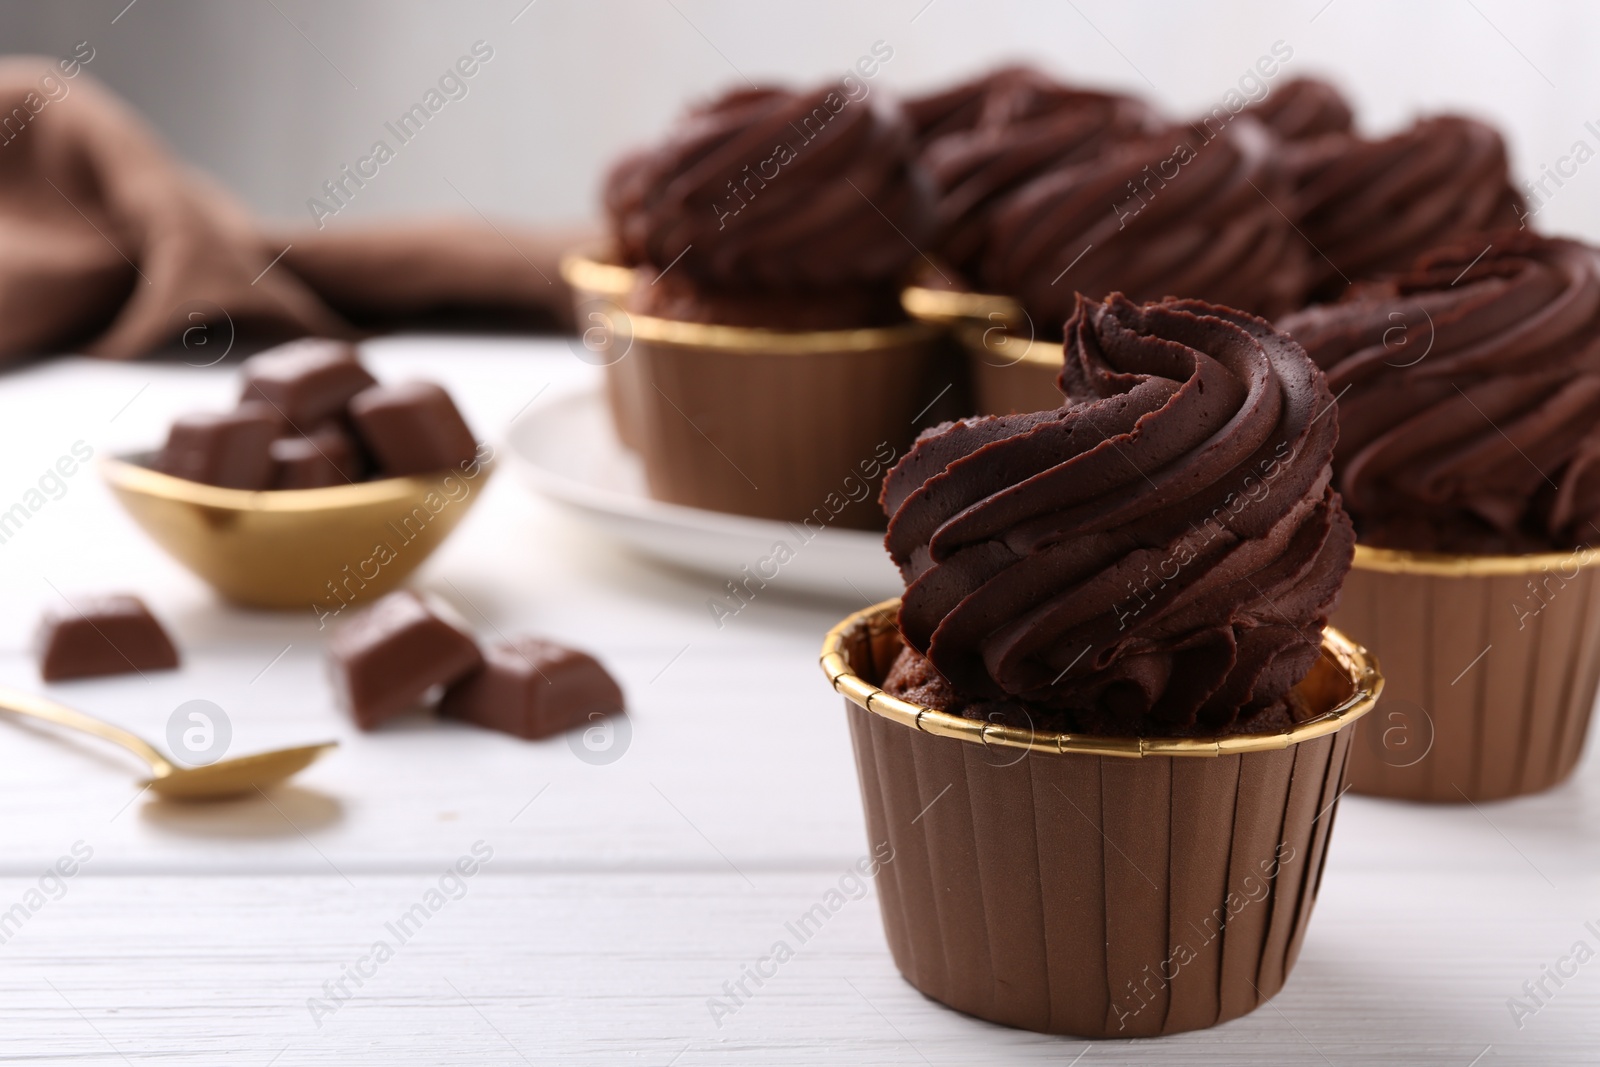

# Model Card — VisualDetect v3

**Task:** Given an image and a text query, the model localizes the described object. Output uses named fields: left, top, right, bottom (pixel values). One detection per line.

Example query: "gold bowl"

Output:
left=101, top=454, right=493, bottom=613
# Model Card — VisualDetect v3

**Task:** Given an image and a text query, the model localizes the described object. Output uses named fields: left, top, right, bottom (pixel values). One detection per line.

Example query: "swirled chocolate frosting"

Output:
left=905, top=66, right=1159, bottom=275
left=1279, top=231, right=1600, bottom=553
left=602, top=84, right=930, bottom=289
left=881, top=294, right=1354, bottom=736
left=1240, top=77, right=1353, bottom=142
left=1294, top=115, right=1525, bottom=301
left=979, top=118, right=1309, bottom=336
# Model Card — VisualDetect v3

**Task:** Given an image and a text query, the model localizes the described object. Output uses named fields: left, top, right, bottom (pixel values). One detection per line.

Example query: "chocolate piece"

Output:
left=156, top=403, right=279, bottom=489
left=35, top=595, right=179, bottom=681
left=328, top=591, right=483, bottom=730
left=348, top=382, right=477, bottom=476
left=270, top=424, right=363, bottom=489
left=441, top=637, right=624, bottom=740
left=239, top=338, right=376, bottom=428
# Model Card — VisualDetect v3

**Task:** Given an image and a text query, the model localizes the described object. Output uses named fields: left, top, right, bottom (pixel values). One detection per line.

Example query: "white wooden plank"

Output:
left=0, top=870, right=1589, bottom=1065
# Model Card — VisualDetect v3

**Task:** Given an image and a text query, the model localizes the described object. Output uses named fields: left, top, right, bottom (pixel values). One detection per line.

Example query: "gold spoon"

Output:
left=0, top=687, right=336, bottom=801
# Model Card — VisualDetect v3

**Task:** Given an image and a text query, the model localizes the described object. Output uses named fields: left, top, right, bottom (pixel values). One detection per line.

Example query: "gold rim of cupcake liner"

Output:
left=101, top=455, right=494, bottom=513
left=1352, top=542, right=1600, bottom=577
left=820, top=598, right=1381, bottom=758
left=901, top=285, right=1068, bottom=369
left=900, top=285, right=1025, bottom=326
left=955, top=323, right=1065, bottom=369
left=625, top=312, right=937, bottom=354
left=558, top=247, right=636, bottom=299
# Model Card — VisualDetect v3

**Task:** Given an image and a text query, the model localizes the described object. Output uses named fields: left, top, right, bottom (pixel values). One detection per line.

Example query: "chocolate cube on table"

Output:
left=35, top=595, right=180, bottom=681
left=270, top=423, right=365, bottom=489
left=441, top=637, right=625, bottom=740
left=239, top=339, right=377, bottom=427
left=329, top=592, right=483, bottom=730
left=156, top=403, right=279, bottom=489
left=349, top=382, right=477, bottom=476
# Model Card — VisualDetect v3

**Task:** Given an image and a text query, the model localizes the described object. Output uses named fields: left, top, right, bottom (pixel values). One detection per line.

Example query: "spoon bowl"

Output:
left=144, top=742, right=338, bottom=800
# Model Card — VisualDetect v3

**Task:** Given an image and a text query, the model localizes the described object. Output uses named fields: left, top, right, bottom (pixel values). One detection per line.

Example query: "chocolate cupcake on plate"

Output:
left=904, top=65, right=1161, bottom=279
left=981, top=119, right=1309, bottom=330
left=1240, top=76, right=1354, bottom=142
left=899, top=66, right=1162, bottom=417
left=560, top=149, right=650, bottom=449
left=1280, top=230, right=1600, bottom=801
left=1290, top=114, right=1525, bottom=302
left=821, top=293, right=1378, bottom=1037
left=932, top=117, right=1310, bottom=416
left=599, top=83, right=947, bottom=528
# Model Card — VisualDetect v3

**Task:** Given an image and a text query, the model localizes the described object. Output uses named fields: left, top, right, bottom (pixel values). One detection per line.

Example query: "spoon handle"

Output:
left=0, top=687, right=172, bottom=776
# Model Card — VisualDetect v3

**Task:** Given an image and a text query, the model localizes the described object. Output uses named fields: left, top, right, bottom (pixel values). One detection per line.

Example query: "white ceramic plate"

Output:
left=504, top=386, right=902, bottom=600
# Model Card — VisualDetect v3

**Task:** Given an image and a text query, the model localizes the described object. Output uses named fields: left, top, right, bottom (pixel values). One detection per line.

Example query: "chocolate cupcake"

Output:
left=980, top=118, right=1308, bottom=332
left=919, top=116, right=1310, bottom=417
left=1240, top=76, right=1353, bottom=142
left=560, top=167, right=640, bottom=448
left=906, top=65, right=1160, bottom=278
left=1291, top=115, right=1525, bottom=302
left=821, top=293, right=1377, bottom=1037
left=599, top=83, right=947, bottom=528
left=1280, top=231, right=1600, bottom=800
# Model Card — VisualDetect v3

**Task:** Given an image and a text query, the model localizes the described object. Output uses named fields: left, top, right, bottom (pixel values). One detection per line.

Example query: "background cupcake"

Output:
left=1280, top=230, right=1600, bottom=799
left=1240, top=76, right=1355, bottom=142
left=1289, top=115, right=1526, bottom=302
left=594, top=82, right=952, bottom=528
left=905, top=65, right=1161, bottom=281
left=978, top=118, right=1309, bottom=334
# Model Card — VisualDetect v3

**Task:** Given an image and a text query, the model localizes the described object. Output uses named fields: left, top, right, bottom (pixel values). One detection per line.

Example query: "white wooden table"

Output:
left=0, top=337, right=1596, bottom=1065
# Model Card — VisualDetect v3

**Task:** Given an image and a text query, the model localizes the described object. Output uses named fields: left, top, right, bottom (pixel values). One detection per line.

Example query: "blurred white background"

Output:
left=2, top=0, right=1594, bottom=235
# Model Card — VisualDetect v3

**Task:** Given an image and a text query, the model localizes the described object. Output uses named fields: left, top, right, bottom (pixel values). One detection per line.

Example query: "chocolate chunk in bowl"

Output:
left=349, top=381, right=479, bottom=477
left=156, top=404, right=280, bottom=490
left=239, top=338, right=377, bottom=427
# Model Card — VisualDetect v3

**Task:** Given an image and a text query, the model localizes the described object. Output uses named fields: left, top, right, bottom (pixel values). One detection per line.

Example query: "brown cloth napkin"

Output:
left=0, top=56, right=584, bottom=360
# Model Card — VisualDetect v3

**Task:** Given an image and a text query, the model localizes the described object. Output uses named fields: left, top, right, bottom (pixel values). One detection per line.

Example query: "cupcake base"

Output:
left=1336, top=545, right=1600, bottom=802
left=627, top=315, right=944, bottom=530
left=823, top=601, right=1379, bottom=1038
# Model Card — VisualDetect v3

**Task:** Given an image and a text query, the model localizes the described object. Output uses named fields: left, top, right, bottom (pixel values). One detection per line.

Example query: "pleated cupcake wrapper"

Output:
left=623, top=314, right=943, bottom=530
left=1337, top=545, right=1600, bottom=802
left=823, top=600, right=1379, bottom=1038
left=900, top=284, right=1064, bottom=417
left=560, top=250, right=645, bottom=452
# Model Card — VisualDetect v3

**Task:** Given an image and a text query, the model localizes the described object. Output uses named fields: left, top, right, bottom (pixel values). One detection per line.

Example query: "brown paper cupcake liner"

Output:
left=1336, top=544, right=1600, bottom=802
left=624, top=315, right=944, bottom=530
left=821, top=600, right=1380, bottom=1038
left=559, top=247, right=644, bottom=450
left=901, top=285, right=1064, bottom=416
